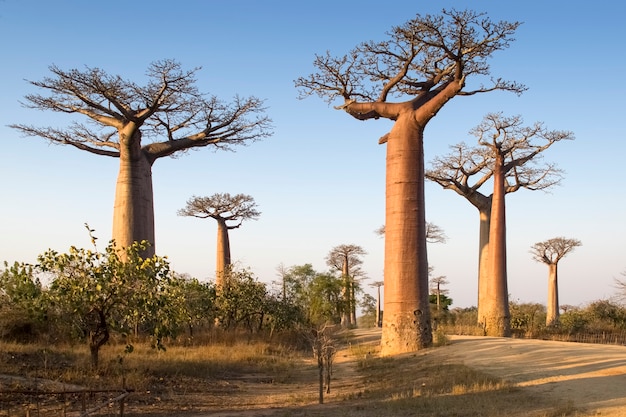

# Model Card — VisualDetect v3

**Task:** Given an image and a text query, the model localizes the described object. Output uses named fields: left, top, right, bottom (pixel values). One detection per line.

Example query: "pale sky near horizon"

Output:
left=1, top=1, right=624, bottom=310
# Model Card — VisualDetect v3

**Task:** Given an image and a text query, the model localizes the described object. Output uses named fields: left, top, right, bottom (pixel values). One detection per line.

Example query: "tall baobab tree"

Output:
left=296, top=9, right=524, bottom=354
left=178, top=193, right=260, bottom=290
left=426, top=118, right=570, bottom=331
left=10, top=60, right=271, bottom=258
left=530, top=237, right=582, bottom=326
left=326, top=244, right=367, bottom=328
left=469, top=114, right=573, bottom=336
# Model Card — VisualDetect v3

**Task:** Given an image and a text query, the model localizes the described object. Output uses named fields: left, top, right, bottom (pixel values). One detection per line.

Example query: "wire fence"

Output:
left=0, top=388, right=131, bottom=417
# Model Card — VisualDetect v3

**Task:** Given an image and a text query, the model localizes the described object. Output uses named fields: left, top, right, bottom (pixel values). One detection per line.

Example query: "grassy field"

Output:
left=0, top=331, right=584, bottom=416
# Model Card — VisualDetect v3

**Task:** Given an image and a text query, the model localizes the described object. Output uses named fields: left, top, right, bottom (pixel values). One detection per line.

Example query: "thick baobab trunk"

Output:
left=381, top=115, right=432, bottom=355
left=484, top=155, right=511, bottom=337
left=112, top=129, right=155, bottom=258
left=546, top=263, right=559, bottom=326
left=215, top=219, right=231, bottom=290
left=476, top=208, right=491, bottom=328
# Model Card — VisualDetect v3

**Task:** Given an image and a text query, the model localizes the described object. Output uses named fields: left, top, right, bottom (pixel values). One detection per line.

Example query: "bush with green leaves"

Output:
left=39, top=239, right=185, bottom=368
left=509, top=302, right=546, bottom=337
left=0, top=261, right=46, bottom=341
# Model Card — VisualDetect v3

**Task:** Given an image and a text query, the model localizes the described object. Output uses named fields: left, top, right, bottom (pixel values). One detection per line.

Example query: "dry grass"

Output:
left=0, top=332, right=585, bottom=416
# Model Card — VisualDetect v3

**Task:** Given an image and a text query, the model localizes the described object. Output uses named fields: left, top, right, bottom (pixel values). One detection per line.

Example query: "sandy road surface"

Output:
left=425, top=334, right=626, bottom=416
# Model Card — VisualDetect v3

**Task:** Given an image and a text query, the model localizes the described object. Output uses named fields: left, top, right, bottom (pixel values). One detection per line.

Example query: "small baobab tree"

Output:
left=10, top=60, right=271, bottom=258
left=369, top=280, right=384, bottom=327
left=429, top=273, right=449, bottom=312
left=296, top=9, right=524, bottom=354
left=178, top=193, right=260, bottom=290
left=325, top=244, right=367, bottom=328
left=530, top=237, right=582, bottom=326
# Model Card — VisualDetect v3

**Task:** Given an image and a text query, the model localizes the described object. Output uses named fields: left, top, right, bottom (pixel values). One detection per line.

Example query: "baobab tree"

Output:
left=296, top=9, right=524, bottom=354
left=429, top=274, right=449, bottom=312
left=530, top=237, right=582, bottom=326
left=178, top=193, right=260, bottom=290
left=369, top=281, right=384, bottom=327
left=426, top=117, right=569, bottom=331
left=10, top=60, right=271, bottom=258
left=326, top=244, right=367, bottom=328
left=465, top=114, right=573, bottom=336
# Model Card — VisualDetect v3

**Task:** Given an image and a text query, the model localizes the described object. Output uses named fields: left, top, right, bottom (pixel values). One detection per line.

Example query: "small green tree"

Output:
left=0, top=262, right=46, bottom=341
left=175, top=274, right=217, bottom=337
left=359, top=293, right=378, bottom=328
left=216, top=269, right=269, bottom=332
left=39, top=237, right=178, bottom=368
left=308, top=273, right=344, bottom=326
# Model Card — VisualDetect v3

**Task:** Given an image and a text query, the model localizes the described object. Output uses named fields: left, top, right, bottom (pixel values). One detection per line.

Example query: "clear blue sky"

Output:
left=1, top=1, right=624, bottom=309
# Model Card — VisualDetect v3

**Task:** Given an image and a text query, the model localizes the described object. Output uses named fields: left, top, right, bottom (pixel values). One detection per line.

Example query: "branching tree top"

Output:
left=530, top=237, right=582, bottom=265
left=295, top=9, right=525, bottom=122
left=11, top=60, right=272, bottom=159
left=178, top=193, right=261, bottom=229
left=427, top=113, right=573, bottom=201
left=325, top=244, right=366, bottom=273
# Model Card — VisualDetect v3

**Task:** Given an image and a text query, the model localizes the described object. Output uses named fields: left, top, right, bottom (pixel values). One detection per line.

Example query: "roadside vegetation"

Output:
left=1, top=237, right=624, bottom=415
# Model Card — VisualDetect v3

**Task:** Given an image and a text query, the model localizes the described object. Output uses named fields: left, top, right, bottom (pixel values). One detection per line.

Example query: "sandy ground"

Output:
left=178, top=329, right=626, bottom=416
left=5, top=330, right=626, bottom=416
left=431, top=334, right=626, bottom=416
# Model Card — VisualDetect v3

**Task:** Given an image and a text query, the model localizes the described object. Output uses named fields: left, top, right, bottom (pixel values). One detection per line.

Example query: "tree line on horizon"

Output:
left=0, top=228, right=382, bottom=368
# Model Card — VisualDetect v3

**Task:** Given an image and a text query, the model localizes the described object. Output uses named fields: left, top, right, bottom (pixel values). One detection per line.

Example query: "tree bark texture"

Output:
left=484, top=154, right=511, bottom=337
left=112, top=137, right=155, bottom=258
left=215, top=219, right=231, bottom=291
left=477, top=208, right=491, bottom=328
left=381, top=115, right=432, bottom=355
left=546, top=263, right=559, bottom=326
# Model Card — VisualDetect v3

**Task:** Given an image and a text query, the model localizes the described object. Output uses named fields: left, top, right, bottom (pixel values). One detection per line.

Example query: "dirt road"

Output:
left=184, top=330, right=626, bottom=416
left=429, top=334, right=626, bottom=416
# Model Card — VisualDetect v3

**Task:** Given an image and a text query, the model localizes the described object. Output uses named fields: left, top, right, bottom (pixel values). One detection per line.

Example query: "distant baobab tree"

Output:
left=178, top=193, right=260, bottom=290
left=429, top=274, right=449, bottom=312
left=326, top=244, right=367, bottom=328
left=296, top=9, right=524, bottom=354
left=530, top=237, right=582, bottom=326
left=428, top=113, right=573, bottom=336
left=369, top=281, right=384, bottom=327
left=375, top=222, right=448, bottom=244
left=10, top=60, right=271, bottom=258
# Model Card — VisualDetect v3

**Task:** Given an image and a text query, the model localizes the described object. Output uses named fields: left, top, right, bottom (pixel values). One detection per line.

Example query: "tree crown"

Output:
left=530, top=237, right=582, bottom=265
left=295, top=9, right=525, bottom=121
left=11, top=59, right=272, bottom=160
left=178, top=193, right=261, bottom=229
